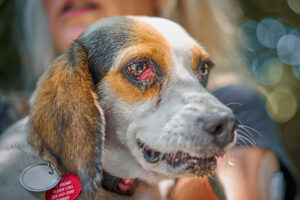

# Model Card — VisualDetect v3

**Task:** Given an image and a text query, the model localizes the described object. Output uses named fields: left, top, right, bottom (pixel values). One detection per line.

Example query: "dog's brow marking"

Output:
left=81, top=16, right=132, bottom=85
left=111, top=45, right=169, bottom=73
left=192, top=45, right=210, bottom=73
left=131, top=20, right=171, bottom=73
left=103, top=20, right=171, bottom=104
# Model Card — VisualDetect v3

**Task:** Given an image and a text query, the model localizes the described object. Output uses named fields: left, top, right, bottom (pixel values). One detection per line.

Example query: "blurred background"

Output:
left=0, top=0, right=299, bottom=195
left=236, top=0, right=300, bottom=185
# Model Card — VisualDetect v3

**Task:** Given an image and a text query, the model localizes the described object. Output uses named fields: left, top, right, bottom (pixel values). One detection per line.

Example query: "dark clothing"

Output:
left=0, top=92, right=30, bottom=134
left=213, top=84, right=298, bottom=199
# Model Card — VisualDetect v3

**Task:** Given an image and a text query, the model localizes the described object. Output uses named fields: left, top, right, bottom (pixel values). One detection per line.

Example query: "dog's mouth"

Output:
left=137, top=139, right=220, bottom=176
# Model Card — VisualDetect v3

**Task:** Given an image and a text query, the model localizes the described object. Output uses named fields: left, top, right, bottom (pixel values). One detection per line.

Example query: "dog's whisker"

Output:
left=237, top=134, right=255, bottom=147
left=226, top=102, right=243, bottom=107
left=238, top=125, right=255, bottom=142
left=235, top=141, right=252, bottom=151
left=238, top=124, right=262, bottom=137
left=237, top=129, right=256, bottom=146
left=236, top=134, right=258, bottom=153
left=237, top=128, right=255, bottom=144
left=236, top=135, right=252, bottom=151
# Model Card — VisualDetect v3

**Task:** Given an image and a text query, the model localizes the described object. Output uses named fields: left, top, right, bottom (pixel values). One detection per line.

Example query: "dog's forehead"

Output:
left=133, top=16, right=199, bottom=50
left=82, top=16, right=202, bottom=51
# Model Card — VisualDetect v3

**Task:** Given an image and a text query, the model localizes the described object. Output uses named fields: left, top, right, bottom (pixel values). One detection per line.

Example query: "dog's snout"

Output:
left=201, top=114, right=238, bottom=147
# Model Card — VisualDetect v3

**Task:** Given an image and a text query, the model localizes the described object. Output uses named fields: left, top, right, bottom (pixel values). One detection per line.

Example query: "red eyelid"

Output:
left=138, top=66, right=155, bottom=81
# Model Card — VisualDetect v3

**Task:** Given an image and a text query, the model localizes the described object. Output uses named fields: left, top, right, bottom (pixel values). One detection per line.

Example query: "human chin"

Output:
left=57, top=25, right=87, bottom=52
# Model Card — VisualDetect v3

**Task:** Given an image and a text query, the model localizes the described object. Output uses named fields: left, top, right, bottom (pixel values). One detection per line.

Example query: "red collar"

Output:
left=101, top=171, right=140, bottom=196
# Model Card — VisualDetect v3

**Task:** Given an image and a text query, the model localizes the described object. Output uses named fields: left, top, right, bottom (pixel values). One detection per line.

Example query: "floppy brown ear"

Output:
left=28, top=41, right=104, bottom=199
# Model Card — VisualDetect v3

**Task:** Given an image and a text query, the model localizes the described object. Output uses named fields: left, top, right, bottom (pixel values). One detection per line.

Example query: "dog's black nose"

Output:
left=202, top=114, right=238, bottom=147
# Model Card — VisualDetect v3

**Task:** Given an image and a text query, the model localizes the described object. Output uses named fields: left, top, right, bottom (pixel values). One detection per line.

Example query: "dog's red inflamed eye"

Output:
left=138, top=66, right=155, bottom=81
left=126, top=62, right=154, bottom=81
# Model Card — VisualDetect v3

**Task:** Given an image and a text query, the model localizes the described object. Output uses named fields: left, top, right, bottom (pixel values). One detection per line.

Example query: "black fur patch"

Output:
left=80, top=16, right=134, bottom=85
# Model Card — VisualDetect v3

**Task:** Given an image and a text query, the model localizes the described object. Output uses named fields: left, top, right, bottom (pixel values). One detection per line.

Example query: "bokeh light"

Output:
left=237, top=0, right=300, bottom=183
left=238, top=20, right=265, bottom=52
left=256, top=18, right=286, bottom=49
left=251, top=52, right=272, bottom=81
left=255, top=58, right=284, bottom=85
left=292, top=65, right=300, bottom=79
left=289, top=29, right=300, bottom=37
left=288, top=0, right=300, bottom=14
left=266, top=87, right=298, bottom=123
left=250, top=52, right=284, bottom=86
left=277, top=34, right=300, bottom=66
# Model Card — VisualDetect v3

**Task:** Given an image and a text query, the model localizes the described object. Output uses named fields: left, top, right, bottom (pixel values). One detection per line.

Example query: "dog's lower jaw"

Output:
left=128, top=131, right=237, bottom=182
left=102, top=143, right=168, bottom=184
left=102, top=129, right=236, bottom=188
left=135, top=141, right=220, bottom=178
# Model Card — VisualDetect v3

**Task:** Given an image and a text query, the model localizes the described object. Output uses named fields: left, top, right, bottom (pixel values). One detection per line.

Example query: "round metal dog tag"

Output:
left=20, top=163, right=60, bottom=192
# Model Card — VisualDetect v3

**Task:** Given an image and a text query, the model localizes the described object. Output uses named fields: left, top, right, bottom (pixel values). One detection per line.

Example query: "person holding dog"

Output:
left=1, top=0, right=298, bottom=199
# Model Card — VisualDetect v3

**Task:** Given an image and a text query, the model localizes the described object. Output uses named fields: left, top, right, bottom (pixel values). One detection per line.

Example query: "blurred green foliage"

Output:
left=0, top=0, right=22, bottom=91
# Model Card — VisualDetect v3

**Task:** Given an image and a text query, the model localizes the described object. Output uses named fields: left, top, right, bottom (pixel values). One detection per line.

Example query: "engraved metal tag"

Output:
left=19, top=163, right=60, bottom=192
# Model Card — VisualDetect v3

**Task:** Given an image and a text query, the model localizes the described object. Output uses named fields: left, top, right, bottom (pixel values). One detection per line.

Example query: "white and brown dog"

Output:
left=0, top=16, right=237, bottom=200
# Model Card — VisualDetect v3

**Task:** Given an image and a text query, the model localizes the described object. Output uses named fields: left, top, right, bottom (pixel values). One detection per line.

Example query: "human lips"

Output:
left=60, top=0, right=100, bottom=19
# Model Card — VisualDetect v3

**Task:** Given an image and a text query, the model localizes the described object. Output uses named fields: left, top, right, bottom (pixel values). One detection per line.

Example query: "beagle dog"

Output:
left=0, top=16, right=237, bottom=200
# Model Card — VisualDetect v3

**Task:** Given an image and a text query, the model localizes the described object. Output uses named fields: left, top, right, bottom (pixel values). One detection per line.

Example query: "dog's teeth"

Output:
left=151, top=150, right=155, bottom=159
left=188, top=159, right=198, bottom=165
left=159, top=153, right=164, bottom=161
left=137, top=139, right=217, bottom=172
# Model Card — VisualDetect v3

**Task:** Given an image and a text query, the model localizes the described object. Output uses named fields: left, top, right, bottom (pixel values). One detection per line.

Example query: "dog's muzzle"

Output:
left=136, top=106, right=237, bottom=175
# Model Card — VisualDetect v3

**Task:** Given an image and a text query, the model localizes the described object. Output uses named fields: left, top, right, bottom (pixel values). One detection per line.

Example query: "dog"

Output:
left=0, top=16, right=237, bottom=200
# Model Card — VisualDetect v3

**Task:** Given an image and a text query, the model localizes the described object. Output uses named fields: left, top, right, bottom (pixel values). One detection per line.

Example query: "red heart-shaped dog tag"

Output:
left=45, top=174, right=82, bottom=200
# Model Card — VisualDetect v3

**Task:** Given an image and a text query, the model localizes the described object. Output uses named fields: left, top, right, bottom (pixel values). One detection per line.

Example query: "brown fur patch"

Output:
left=28, top=43, right=104, bottom=198
left=131, top=21, right=171, bottom=73
left=104, top=20, right=171, bottom=103
left=191, top=45, right=210, bottom=73
left=105, top=70, right=162, bottom=103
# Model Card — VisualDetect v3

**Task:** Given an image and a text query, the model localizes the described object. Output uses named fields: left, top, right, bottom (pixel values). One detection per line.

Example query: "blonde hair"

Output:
left=159, top=0, right=249, bottom=90
left=18, top=0, right=247, bottom=91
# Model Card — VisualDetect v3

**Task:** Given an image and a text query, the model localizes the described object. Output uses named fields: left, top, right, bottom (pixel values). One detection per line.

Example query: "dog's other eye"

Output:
left=197, top=59, right=214, bottom=85
left=125, top=61, right=155, bottom=81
